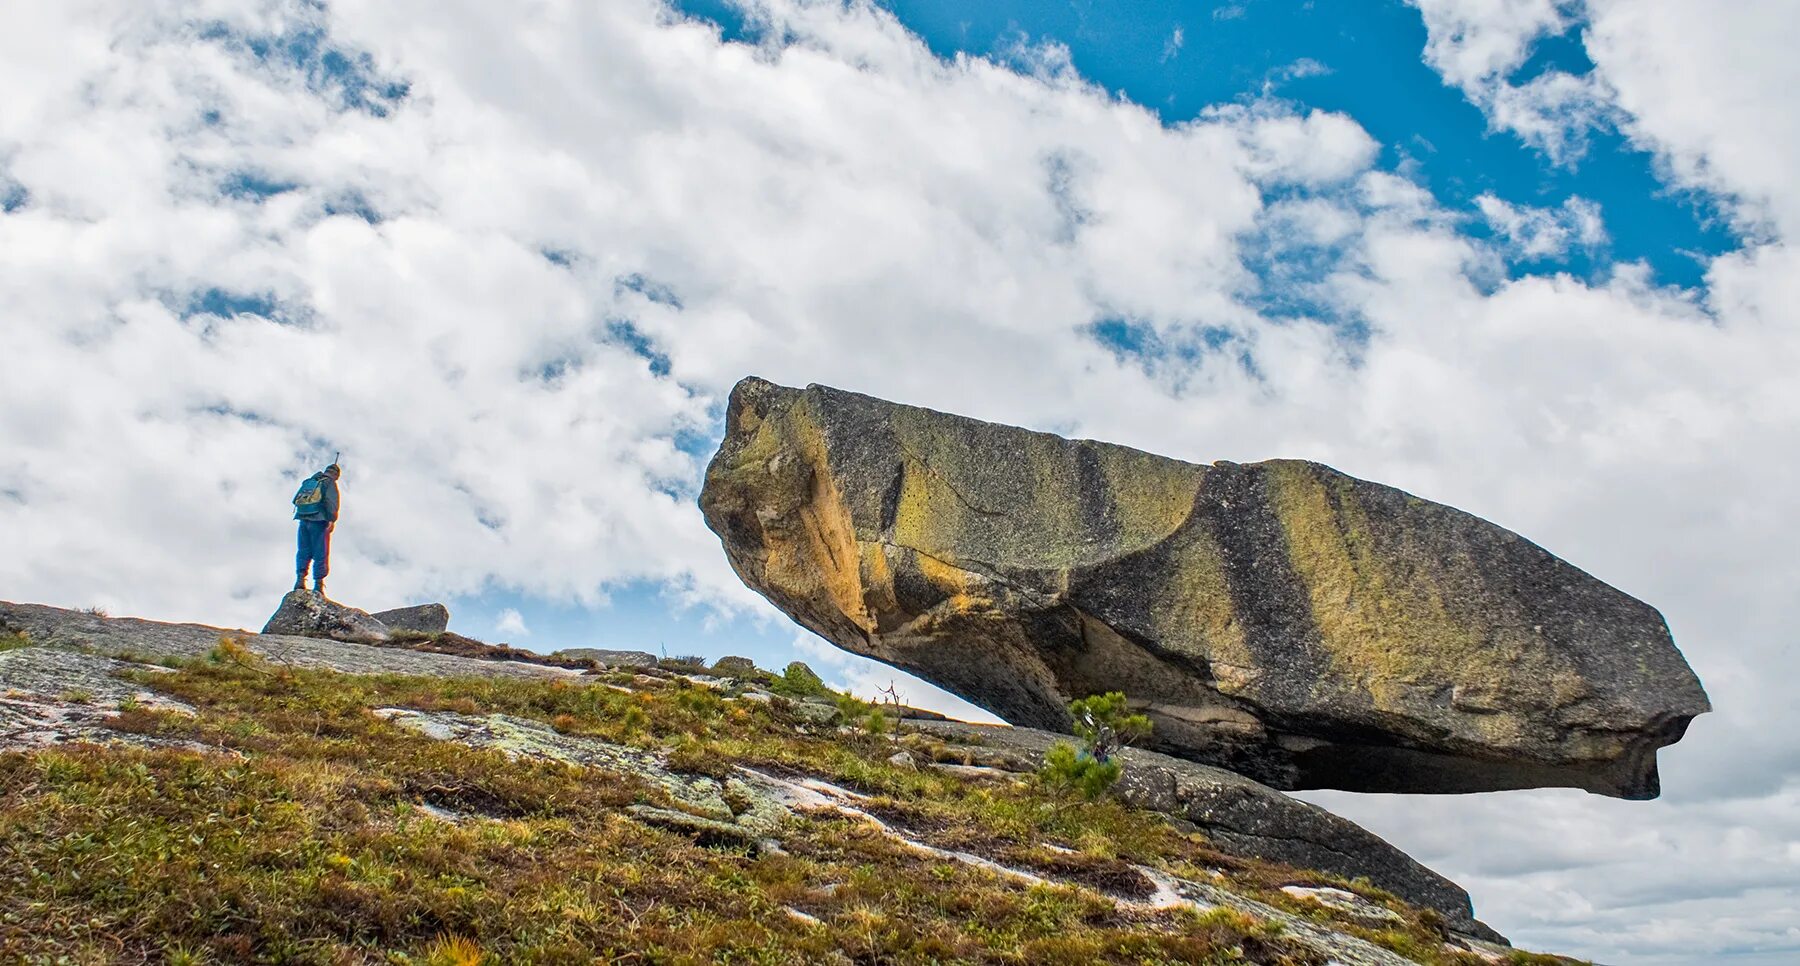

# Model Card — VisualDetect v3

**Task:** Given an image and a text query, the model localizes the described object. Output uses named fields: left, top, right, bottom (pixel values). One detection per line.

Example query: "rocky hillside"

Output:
left=0, top=599, right=1573, bottom=965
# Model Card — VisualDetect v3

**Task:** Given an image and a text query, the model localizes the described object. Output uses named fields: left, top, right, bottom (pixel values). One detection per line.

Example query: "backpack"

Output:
left=293, top=475, right=325, bottom=516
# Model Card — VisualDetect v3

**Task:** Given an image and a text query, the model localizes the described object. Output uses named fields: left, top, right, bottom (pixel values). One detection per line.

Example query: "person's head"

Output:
left=324, top=464, right=342, bottom=480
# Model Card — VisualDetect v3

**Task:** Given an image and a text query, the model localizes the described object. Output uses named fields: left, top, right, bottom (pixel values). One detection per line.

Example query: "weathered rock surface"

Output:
left=906, top=718, right=1501, bottom=941
left=552, top=647, right=659, bottom=668
left=262, top=590, right=390, bottom=644
left=700, top=377, right=1711, bottom=799
left=371, top=603, right=451, bottom=634
left=712, top=655, right=759, bottom=676
left=0, top=647, right=200, bottom=753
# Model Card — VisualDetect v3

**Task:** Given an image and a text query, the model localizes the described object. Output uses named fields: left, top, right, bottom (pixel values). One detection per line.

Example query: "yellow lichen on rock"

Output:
left=1263, top=460, right=1532, bottom=715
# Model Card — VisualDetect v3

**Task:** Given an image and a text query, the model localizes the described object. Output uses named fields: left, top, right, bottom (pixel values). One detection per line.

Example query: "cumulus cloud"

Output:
left=493, top=607, right=529, bottom=638
left=1475, top=192, right=1606, bottom=259
left=4, top=0, right=1799, bottom=960
left=1408, top=0, right=1612, bottom=162
left=1582, top=0, right=1800, bottom=235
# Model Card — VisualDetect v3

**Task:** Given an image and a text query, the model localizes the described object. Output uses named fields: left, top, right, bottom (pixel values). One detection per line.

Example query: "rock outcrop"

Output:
left=551, top=647, right=659, bottom=668
left=371, top=603, right=451, bottom=635
left=906, top=718, right=1502, bottom=941
left=700, top=378, right=1712, bottom=799
left=1, top=600, right=572, bottom=681
left=262, top=590, right=391, bottom=643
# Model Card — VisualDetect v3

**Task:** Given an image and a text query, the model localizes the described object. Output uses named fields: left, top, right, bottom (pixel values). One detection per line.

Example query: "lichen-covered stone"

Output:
left=0, top=647, right=201, bottom=753
left=700, top=377, right=1711, bottom=799
left=906, top=718, right=1498, bottom=940
left=552, top=648, right=658, bottom=668
left=371, top=603, right=450, bottom=634
left=712, top=655, right=759, bottom=677
left=262, top=591, right=390, bottom=644
left=374, top=708, right=791, bottom=837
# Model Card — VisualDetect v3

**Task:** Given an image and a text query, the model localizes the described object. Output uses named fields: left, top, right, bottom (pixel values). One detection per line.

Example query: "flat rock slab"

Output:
left=0, top=647, right=199, bottom=752
left=374, top=708, right=789, bottom=834
left=700, top=377, right=1711, bottom=799
left=1, top=601, right=577, bottom=681
left=1173, top=876, right=1424, bottom=966
left=552, top=647, right=659, bottom=668
left=906, top=718, right=1502, bottom=942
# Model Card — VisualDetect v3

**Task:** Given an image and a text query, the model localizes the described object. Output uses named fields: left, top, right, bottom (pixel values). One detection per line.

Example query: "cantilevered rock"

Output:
left=699, top=378, right=1710, bottom=799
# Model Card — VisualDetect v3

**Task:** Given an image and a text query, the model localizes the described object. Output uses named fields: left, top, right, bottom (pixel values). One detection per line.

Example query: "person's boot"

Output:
left=293, top=573, right=307, bottom=592
left=312, top=579, right=326, bottom=598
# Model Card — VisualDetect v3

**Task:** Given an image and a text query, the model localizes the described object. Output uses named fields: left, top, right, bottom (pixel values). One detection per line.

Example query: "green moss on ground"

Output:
left=0, top=661, right=1548, bottom=965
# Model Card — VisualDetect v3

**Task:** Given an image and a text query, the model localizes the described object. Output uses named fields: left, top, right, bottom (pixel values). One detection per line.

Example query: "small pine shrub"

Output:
left=1040, top=691, right=1152, bottom=802
left=777, top=661, right=832, bottom=698
left=1040, top=741, right=1122, bottom=800
left=1068, top=692, right=1152, bottom=761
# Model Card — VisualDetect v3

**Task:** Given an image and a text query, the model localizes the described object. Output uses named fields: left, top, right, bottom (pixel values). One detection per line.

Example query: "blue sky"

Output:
left=681, top=0, right=1735, bottom=287
left=7, top=0, right=1800, bottom=960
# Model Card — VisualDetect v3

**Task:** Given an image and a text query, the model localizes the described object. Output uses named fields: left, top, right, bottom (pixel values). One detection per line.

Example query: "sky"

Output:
left=1, top=0, right=1796, bottom=960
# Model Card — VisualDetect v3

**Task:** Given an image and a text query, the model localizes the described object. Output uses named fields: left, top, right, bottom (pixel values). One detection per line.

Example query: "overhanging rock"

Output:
left=699, top=377, right=1711, bottom=799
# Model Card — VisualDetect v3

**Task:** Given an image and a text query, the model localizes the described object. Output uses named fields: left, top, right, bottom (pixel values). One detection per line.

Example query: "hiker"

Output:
left=292, top=463, right=341, bottom=596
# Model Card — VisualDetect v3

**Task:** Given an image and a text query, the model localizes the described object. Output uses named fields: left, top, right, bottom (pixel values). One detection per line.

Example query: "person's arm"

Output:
left=324, top=479, right=340, bottom=524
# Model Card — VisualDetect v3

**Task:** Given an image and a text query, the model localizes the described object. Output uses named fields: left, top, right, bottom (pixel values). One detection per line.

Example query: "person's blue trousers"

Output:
left=296, top=520, right=332, bottom=580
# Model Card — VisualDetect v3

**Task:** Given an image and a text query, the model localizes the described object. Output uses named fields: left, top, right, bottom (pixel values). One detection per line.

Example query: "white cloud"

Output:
left=1161, top=25, right=1184, bottom=63
left=2, top=1, right=1798, bottom=960
left=1583, top=0, right=1800, bottom=235
left=1475, top=192, right=1606, bottom=258
left=1407, top=0, right=1610, bottom=162
left=493, top=607, right=529, bottom=638
left=1410, top=0, right=1577, bottom=89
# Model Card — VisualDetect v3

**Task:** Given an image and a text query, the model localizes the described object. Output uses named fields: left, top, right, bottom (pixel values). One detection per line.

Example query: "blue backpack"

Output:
left=292, top=475, right=325, bottom=518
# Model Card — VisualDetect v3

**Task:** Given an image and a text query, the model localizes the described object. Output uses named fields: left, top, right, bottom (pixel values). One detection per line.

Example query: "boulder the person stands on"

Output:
left=262, top=591, right=390, bottom=645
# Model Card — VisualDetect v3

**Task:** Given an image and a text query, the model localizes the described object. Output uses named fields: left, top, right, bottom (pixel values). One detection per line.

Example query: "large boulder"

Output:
left=699, top=378, right=1711, bottom=799
left=262, top=591, right=390, bottom=644
left=371, top=603, right=450, bottom=635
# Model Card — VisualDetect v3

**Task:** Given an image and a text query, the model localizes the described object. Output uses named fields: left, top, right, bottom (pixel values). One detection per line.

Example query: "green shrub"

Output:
left=1040, top=741, right=1122, bottom=800
left=777, top=661, right=831, bottom=699
left=1067, top=692, right=1152, bottom=762
left=1040, top=692, right=1152, bottom=802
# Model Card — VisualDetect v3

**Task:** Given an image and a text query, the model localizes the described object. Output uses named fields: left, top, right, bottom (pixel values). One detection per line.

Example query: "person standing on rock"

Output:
left=292, top=463, right=341, bottom=596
